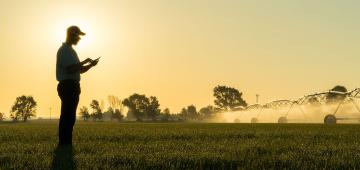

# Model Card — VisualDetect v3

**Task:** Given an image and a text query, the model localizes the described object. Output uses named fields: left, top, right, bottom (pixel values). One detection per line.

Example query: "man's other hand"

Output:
left=80, top=58, right=93, bottom=66
left=90, top=60, right=98, bottom=67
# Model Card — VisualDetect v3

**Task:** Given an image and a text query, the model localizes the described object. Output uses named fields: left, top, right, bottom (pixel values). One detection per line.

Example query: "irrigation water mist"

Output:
left=210, top=101, right=360, bottom=124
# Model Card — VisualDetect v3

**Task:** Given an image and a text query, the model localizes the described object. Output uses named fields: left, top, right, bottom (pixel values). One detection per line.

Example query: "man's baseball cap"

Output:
left=67, top=26, right=85, bottom=36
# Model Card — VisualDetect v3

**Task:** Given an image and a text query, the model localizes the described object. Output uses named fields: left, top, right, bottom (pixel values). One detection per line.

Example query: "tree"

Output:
left=103, top=107, right=114, bottom=121
left=177, top=105, right=199, bottom=121
left=187, top=105, right=198, bottom=120
left=102, top=107, right=123, bottom=121
left=163, top=108, right=170, bottom=115
left=331, top=85, right=348, bottom=93
left=123, top=94, right=147, bottom=121
left=326, top=85, right=348, bottom=103
left=160, top=108, right=171, bottom=121
left=199, top=105, right=219, bottom=119
left=146, top=96, right=161, bottom=120
left=90, top=100, right=103, bottom=120
left=10, top=95, right=37, bottom=122
left=0, top=112, right=5, bottom=122
left=79, top=106, right=90, bottom=121
left=106, top=95, right=125, bottom=121
left=213, top=85, right=247, bottom=111
left=179, top=107, right=188, bottom=120
left=112, top=109, right=124, bottom=121
left=122, top=93, right=161, bottom=121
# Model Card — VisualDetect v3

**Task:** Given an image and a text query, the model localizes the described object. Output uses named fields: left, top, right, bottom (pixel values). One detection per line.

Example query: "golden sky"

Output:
left=1, top=0, right=360, bottom=118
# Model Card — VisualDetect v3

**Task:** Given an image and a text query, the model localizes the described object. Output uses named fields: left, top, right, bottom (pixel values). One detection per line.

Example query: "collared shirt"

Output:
left=56, top=43, right=81, bottom=81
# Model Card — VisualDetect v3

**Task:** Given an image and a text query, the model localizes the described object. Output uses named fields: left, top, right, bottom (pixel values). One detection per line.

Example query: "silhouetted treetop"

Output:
left=213, top=85, right=247, bottom=111
left=10, top=95, right=37, bottom=122
left=90, top=100, right=103, bottom=120
left=122, top=93, right=160, bottom=121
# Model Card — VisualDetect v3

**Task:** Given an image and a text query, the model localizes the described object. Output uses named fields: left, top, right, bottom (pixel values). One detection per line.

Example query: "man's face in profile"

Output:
left=66, top=32, right=81, bottom=45
left=73, top=35, right=81, bottom=45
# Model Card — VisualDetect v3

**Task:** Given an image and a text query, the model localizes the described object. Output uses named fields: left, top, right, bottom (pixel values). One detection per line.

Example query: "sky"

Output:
left=1, top=0, right=360, bottom=118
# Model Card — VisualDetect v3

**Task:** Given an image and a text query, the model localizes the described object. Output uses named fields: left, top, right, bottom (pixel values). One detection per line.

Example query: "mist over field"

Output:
left=216, top=102, right=360, bottom=124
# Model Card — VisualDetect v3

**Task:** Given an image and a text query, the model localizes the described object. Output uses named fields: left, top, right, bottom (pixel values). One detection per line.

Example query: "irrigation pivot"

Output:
left=240, top=88, right=360, bottom=124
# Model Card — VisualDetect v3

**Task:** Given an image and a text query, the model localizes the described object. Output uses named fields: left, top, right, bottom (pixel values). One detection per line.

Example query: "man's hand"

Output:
left=69, top=57, right=99, bottom=74
left=90, top=59, right=99, bottom=67
left=79, top=57, right=99, bottom=74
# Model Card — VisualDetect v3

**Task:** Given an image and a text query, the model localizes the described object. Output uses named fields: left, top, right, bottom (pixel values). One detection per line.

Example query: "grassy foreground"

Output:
left=1, top=122, right=360, bottom=169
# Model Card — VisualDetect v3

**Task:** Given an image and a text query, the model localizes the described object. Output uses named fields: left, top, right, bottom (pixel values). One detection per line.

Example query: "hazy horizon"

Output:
left=1, top=0, right=360, bottom=118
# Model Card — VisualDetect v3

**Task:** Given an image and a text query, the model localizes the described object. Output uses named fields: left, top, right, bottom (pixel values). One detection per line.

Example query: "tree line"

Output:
left=78, top=85, right=248, bottom=122
left=0, top=85, right=349, bottom=122
left=79, top=95, right=124, bottom=121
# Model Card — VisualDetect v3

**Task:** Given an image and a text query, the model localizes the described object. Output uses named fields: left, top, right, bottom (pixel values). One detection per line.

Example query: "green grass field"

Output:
left=1, top=122, right=360, bottom=169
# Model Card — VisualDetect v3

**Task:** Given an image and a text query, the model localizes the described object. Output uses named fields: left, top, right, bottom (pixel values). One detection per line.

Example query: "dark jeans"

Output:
left=57, top=80, right=80, bottom=145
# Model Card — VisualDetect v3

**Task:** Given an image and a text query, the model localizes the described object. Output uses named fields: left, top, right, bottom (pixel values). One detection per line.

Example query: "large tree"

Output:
left=122, top=93, right=161, bottom=121
left=122, top=94, right=148, bottom=120
left=213, top=85, right=247, bottom=110
left=10, top=95, right=37, bottom=122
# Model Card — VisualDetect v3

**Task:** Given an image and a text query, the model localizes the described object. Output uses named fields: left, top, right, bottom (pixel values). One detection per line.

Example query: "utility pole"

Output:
left=49, top=107, right=52, bottom=120
left=256, top=94, right=259, bottom=104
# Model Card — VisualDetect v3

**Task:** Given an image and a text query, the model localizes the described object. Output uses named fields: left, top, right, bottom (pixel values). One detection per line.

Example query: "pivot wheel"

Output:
left=324, top=114, right=337, bottom=124
left=278, top=116, right=288, bottom=123
left=251, top=117, right=258, bottom=123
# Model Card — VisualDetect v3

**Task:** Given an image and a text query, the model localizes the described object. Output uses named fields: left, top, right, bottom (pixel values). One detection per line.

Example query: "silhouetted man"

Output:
left=56, top=26, right=98, bottom=146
